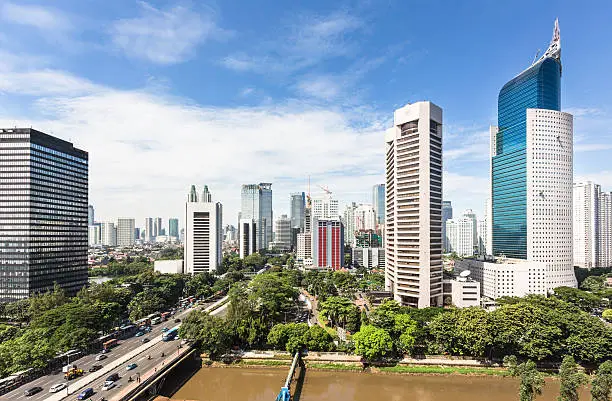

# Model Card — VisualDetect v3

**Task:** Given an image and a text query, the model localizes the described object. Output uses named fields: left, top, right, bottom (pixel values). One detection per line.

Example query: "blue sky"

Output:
left=0, top=0, right=610, bottom=227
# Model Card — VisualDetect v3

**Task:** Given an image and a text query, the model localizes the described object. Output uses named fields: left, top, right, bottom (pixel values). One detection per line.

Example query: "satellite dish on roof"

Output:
left=459, top=270, right=471, bottom=278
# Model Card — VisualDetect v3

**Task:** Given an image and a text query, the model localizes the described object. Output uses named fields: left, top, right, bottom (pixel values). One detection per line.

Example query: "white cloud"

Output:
left=574, top=172, right=612, bottom=192
left=0, top=2, right=71, bottom=31
left=0, top=69, right=102, bottom=96
left=110, top=2, right=230, bottom=64
left=295, top=75, right=342, bottom=100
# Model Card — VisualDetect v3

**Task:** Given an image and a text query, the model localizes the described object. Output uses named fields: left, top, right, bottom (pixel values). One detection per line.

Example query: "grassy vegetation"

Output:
left=376, top=365, right=511, bottom=376
left=236, top=359, right=292, bottom=367
left=307, top=362, right=363, bottom=372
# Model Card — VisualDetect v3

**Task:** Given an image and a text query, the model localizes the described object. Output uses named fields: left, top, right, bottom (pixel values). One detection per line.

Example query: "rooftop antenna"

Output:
left=532, top=49, right=541, bottom=65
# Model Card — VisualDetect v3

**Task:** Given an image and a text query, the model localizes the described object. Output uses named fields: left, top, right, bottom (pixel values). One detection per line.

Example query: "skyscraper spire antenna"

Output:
left=532, top=18, right=561, bottom=72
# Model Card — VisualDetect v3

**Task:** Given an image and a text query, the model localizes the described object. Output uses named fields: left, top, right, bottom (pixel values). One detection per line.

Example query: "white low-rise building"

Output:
left=352, top=247, right=385, bottom=269
left=456, top=257, right=547, bottom=299
left=443, top=272, right=481, bottom=308
left=154, top=260, right=184, bottom=274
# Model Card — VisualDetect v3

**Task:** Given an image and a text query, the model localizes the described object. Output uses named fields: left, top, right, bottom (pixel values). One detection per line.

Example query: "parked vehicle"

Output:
left=24, top=387, right=42, bottom=396
left=49, top=383, right=67, bottom=393
left=89, top=365, right=103, bottom=373
left=77, top=387, right=94, bottom=400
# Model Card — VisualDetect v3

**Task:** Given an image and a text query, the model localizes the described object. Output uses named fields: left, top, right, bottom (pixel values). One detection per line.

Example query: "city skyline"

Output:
left=0, top=2, right=609, bottom=223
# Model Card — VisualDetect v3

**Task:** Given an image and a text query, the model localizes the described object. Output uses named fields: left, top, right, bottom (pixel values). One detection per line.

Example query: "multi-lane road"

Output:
left=3, top=299, right=224, bottom=401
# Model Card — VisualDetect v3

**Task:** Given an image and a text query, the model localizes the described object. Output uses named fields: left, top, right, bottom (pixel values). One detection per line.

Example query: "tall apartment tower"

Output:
left=490, top=19, right=576, bottom=289
left=184, top=185, right=223, bottom=274
left=312, top=193, right=339, bottom=220
left=88, top=205, right=95, bottom=225
left=101, top=222, right=117, bottom=246
left=342, top=202, right=357, bottom=246
left=168, top=218, right=179, bottom=238
left=442, top=201, right=453, bottom=252
left=600, top=192, right=612, bottom=268
left=154, top=217, right=163, bottom=238
left=312, top=218, right=344, bottom=270
left=117, top=218, right=136, bottom=246
left=241, top=183, right=273, bottom=251
left=239, top=219, right=257, bottom=259
left=144, top=217, right=154, bottom=242
left=272, top=215, right=292, bottom=251
left=385, top=101, right=443, bottom=308
left=372, top=184, right=385, bottom=226
left=446, top=217, right=475, bottom=257
left=573, top=182, right=600, bottom=268
left=0, top=129, right=88, bottom=300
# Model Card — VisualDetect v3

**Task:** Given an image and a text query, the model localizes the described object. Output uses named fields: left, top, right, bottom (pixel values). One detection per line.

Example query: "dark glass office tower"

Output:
left=492, top=22, right=561, bottom=259
left=0, top=128, right=88, bottom=301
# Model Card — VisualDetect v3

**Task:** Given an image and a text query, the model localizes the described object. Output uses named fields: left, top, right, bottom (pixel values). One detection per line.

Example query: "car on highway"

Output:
left=174, top=318, right=181, bottom=323
left=77, top=387, right=94, bottom=400
left=100, top=348, right=110, bottom=354
left=49, top=383, right=67, bottom=393
left=141, top=337, right=150, bottom=343
left=89, top=365, right=103, bottom=373
left=24, top=386, right=43, bottom=396
left=161, top=327, right=169, bottom=332
left=95, top=354, right=107, bottom=361
left=144, top=326, right=152, bottom=333
left=134, top=331, right=144, bottom=337
left=102, top=381, right=116, bottom=391
left=126, top=363, right=137, bottom=371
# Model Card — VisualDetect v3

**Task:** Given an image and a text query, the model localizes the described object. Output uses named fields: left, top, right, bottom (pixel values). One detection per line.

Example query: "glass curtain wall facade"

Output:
left=492, top=58, right=561, bottom=258
left=241, top=183, right=273, bottom=250
left=0, top=128, right=88, bottom=301
left=372, top=184, right=385, bottom=226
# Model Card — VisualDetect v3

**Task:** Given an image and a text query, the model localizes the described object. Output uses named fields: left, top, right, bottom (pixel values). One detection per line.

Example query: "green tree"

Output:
left=184, top=272, right=217, bottom=298
left=302, top=325, right=335, bottom=352
left=368, top=299, right=401, bottom=331
left=28, top=283, right=68, bottom=318
left=428, top=307, right=492, bottom=357
left=248, top=273, right=298, bottom=322
left=267, top=323, right=308, bottom=351
left=128, top=290, right=166, bottom=321
left=591, top=360, right=612, bottom=401
left=331, top=271, right=357, bottom=294
left=392, top=314, right=418, bottom=355
left=319, top=296, right=355, bottom=328
left=4, top=299, right=30, bottom=322
left=179, top=311, right=232, bottom=358
left=603, top=309, right=612, bottom=322
left=580, top=276, right=605, bottom=292
left=553, top=287, right=600, bottom=312
left=353, top=325, right=393, bottom=361
left=244, top=253, right=265, bottom=268
left=504, top=356, right=546, bottom=401
left=557, top=355, right=588, bottom=401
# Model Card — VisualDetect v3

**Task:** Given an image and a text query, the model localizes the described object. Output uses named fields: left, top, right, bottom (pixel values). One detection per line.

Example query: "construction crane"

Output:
left=318, top=185, right=332, bottom=195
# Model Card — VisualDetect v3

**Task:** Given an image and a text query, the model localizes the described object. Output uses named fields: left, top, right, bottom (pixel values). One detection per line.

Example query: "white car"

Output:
left=95, top=354, right=107, bottom=361
left=49, top=383, right=67, bottom=393
left=102, top=381, right=116, bottom=391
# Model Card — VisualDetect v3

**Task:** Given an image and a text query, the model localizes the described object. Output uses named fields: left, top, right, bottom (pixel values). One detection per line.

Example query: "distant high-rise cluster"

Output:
left=573, top=181, right=612, bottom=268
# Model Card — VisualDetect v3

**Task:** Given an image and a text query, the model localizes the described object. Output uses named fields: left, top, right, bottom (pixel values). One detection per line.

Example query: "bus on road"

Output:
left=162, top=327, right=179, bottom=341
left=151, top=317, right=162, bottom=325
left=103, top=338, right=118, bottom=351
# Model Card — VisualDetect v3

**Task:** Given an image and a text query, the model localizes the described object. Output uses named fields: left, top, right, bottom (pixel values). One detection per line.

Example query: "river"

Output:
left=170, top=367, right=590, bottom=401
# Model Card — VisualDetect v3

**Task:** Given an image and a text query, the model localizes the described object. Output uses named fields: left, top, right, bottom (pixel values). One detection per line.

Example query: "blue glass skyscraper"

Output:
left=491, top=21, right=561, bottom=259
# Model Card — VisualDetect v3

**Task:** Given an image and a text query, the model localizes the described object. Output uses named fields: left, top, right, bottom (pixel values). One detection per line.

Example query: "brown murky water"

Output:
left=171, top=367, right=590, bottom=401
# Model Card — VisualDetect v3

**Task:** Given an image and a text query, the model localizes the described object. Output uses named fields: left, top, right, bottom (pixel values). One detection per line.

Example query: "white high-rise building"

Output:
left=88, top=225, right=100, bottom=246
left=100, top=222, right=117, bottom=246
left=184, top=185, right=222, bottom=274
left=154, top=217, right=163, bottom=238
left=446, top=217, right=475, bottom=257
left=573, top=182, right=600, bottom=268
left=354, top=204, right=377, bottom=232
left=271, top=215, right=292, bottom=251
left=117, top=218, right=135, bottom=247
left=600, top=192, right=612, bottom=268
left=144, top=217, right=154, bottom=242
left=342, top=202, right=357, bottom=246
left=312, top=193, right=339, bottom=220
left=477, top=219, right=487, bottom=255
left=385, top=101, right=443, bottom=308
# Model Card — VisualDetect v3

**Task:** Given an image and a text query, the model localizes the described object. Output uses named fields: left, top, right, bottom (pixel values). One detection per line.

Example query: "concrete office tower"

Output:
left=600, top=192, right=612, bottom=268
left=134, top=227, right=140, bottom=241
left=239, top=219, right=257, bottom=259
left=490, top=19, right=576, bottom=289
left=117, top=218, right=136, bottom=246
left=385, top=101, right=443, bottom=308
left=343, top=202, right=357, bottom=246
left=168, top=218, right=179, bottom=238
left=312, top=193, right=339, bottom=220
left=241, top=183, right=273, bottom=251
left=88, top=205, right=95, bottom=225
left=372, top=184, right=385, bottom=226
left=484, top=198, right=493, bottom=255
left=101, top=222, right=117, bottom=246
left=271, top=215, right=292, bottom=251
left=354, top=204, right=377, bottom=232
left=312, top=218, right=344, bottom=270
left=290, top=192, right=306, bottom=231
left=0, top=129, right=88, bottom=300
left=462, top=209, right=478, bottom=250
left=144, top=217, right=154, bottom=242
left=442, top=201, right=453, bottom=252
left=184, top=185, right=223, bottom=274
left=154, top=217, right=162, bottom=238
left=573, top=182, right=600, bottom=268
left=297, top=203, right=314, bottom=266
left=88, top=225, right=101, bottom=246
left=446, top=217, right=475, bottom=257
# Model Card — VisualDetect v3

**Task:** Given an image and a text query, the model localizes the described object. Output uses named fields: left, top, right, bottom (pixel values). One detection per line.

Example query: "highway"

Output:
left=2, top=299, right=224, bottom=401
